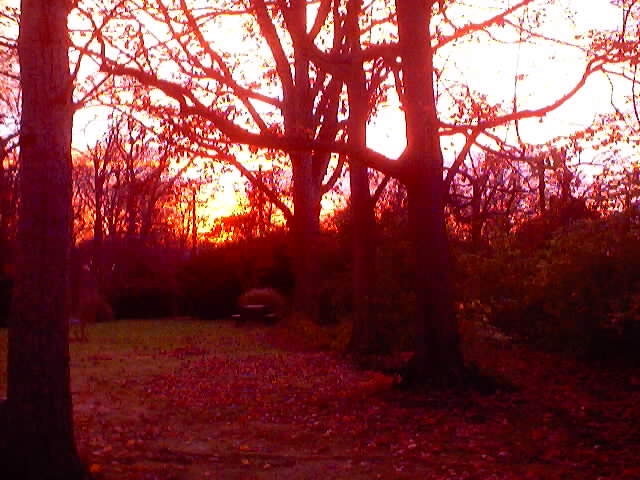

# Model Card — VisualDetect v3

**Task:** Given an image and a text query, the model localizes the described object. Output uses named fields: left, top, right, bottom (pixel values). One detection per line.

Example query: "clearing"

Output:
left=1, top=319, right=639, bottom=479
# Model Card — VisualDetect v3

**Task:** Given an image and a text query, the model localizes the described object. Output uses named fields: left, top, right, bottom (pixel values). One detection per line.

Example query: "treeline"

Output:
left=2, top=0, right=640, bottom=384
left=2, top=109, right=640, bottom=369
left=2, top=130, right=640, bottom=367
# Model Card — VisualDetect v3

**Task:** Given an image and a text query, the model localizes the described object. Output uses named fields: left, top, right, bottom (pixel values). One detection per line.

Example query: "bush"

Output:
left=178, top=245, right=244, bottom=320
left=458, top=214, right=640, bottom=361
left=111, top=282, right=176, bottom=319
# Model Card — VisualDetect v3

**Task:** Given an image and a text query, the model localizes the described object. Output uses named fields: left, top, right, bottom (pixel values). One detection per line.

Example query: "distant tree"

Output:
left=243, top=163, right=288, bottom=239
left=1, top=0, right=88, bottom=478
left=449, top=151, right=524, bottom=248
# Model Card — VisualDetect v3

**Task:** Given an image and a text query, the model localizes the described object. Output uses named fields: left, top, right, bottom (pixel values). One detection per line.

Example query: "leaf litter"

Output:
left=69, top=320, right=640, bottom=479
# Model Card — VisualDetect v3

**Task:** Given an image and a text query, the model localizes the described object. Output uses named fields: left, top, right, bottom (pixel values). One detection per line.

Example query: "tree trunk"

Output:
left=0, top=143, right=10, bottom=271
left=1, top=1, right=87, bottom=478
left=286, top=0, right=322, bottom=321
left=291, top=151, right=321, bottom=320
left=93, top=164, right=105, bottom=289
left=126, top=165, right=137, bottom=238
left=470, top=180, right=483, bottom=249
left=396, top=0, right=465, bottom=386
left=345, top=0, right=381, bottom=353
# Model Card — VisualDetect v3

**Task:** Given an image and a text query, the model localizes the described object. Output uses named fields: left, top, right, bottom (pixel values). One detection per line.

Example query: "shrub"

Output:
left=178, top=245, right=244, bottom=320
left=461, top=214, right=640, bottom=361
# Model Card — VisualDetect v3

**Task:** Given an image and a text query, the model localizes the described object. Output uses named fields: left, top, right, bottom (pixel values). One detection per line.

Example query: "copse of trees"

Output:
left=454, top=210, right=640, bottom=364
left=83, top=0, right=640, bottom=386
left=2, top=0, right=640, bottom=383
left=5, top=1, right=640, bottom=477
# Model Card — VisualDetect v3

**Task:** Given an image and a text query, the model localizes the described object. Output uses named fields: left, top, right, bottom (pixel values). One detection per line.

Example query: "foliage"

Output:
left=84, top=238, right=181, bottom=320
left=178, top=244, right=245, bottom=320
left=458, top=212, right=640, bottom=361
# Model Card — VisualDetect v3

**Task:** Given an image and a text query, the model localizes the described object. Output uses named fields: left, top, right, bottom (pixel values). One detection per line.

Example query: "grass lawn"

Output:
left=1, top=318, right=640, bottom=479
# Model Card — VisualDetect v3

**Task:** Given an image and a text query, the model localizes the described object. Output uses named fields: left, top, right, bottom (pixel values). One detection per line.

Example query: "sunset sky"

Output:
left=65, top=0, right=632, bottom=227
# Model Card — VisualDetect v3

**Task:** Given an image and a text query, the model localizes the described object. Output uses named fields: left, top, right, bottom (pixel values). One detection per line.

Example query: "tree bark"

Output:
left=1, top=1, right=87, bottom=478
left=285, top=0, right=322, bottom=321
left=290, top=151, right=321, bottom=319
left=396, top=0, right=465, bottom=386
left=345, top=0, right=381, bottom=353
left=0, top=141, right=13, bottom=271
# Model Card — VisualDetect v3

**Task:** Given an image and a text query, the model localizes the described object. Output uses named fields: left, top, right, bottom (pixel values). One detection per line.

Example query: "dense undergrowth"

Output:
left=457, top=212, right=640, bottom=363
left=2, top=210, right=639, bottom=367
left=312, top=208, right=640, bottom=364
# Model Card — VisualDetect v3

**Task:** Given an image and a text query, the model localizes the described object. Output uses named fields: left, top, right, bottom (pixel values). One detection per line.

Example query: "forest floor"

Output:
left=2, top=318, right=640, bottom=479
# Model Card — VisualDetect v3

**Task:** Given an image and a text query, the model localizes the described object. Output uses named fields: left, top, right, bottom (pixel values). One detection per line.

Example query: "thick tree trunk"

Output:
left=286, top=0, right=323, bottom=321
left=348, top=163, right=379, bottom=351
left=291, top=151, right=321, bottom=320
left=396, top=0, right=465, bottom=386
left=1, top=1, right=87, bottom=478
left=0, top=146, right=10, bottom=270
left=406, top=179, right=464, bottom=384
left=345, top=0, right=381, bottom=353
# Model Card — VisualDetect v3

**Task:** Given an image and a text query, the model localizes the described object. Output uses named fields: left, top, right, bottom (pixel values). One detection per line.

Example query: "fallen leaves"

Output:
left=70, top=322, right=640, bottom=479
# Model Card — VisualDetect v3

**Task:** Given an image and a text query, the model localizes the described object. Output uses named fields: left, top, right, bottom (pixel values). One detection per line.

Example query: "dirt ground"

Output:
left=58, top=319, right=640, bottom=479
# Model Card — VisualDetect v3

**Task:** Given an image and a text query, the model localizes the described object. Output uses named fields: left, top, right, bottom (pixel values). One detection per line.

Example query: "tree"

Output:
left=344, top=0, right=382, bottom=353
left=394, top=0, right=465, bottom=384
left=448, top=151, right=525, bottom=247
left=87, top=0, right=349, bottom=320
left=81, top=0, right=623, bottom=385
left=1, top=0, right=88, bottom=478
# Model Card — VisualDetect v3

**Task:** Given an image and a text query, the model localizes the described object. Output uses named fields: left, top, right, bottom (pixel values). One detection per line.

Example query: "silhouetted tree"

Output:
left=1, top=1, right=88, bottom=478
